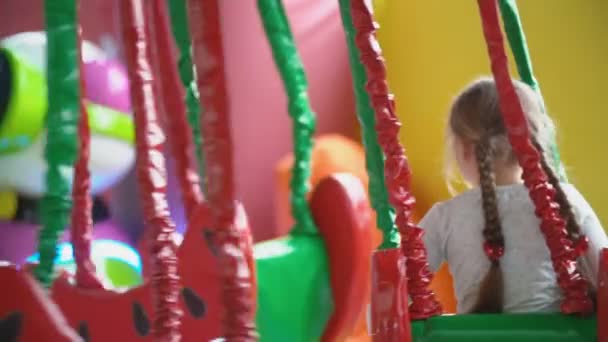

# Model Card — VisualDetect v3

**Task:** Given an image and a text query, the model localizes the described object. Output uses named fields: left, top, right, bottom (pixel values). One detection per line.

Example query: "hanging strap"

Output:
left=187, top=0, right=258, bottom=338
left=477, top=0, right=592, bottom=315
left=345, top=0, right=442, bottom=319
left=498, top=0, right=567, bottom=181
left=167, top=0, right=207, bottom=193
left=257, top=0, right=317, bottom=236
left=150, top=0, right=203, bottom=220
left=498, top=0, right=540, bottom=91
left=338, top=0, right=398, bottom=249
left=120, top=0, right=182, bottom=339
left=34, top=0, right=80, bottom=288
left=71, top=0, right=103, bottom=289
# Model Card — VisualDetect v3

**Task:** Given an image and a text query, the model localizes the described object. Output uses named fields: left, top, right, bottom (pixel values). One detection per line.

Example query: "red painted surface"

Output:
left=1, top=0, right=356, bottom=242
left=50, top=201, right=254, bottom=341
left=0, top=0, right=118, bottom=43
left=150, top=0, right=203, bottom=222
left=370, top=248, right=411, bottom=342
left=0, top=265, right=82, bottom=342
left=120, top=0, right=183, bottom=338
left=349, top=0, right=441, bottom=319
left=2, top=174, right=375, bottom=341
left=187, top=0, right=258, bottom=337
left=476, top=0, right=591, bottom=314
left=310, top=173, right=374, bottom=341
left=597, top=248, right=608, bottom=342
left=71, top=1, right=103, bottom=290
left=135, top=174, right=373, bottom=341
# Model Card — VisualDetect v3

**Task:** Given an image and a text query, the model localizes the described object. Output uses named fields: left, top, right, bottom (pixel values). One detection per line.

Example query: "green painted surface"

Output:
left=412, top=313, right=596, bottom=341
left=255, top=235, right=333, bottom=342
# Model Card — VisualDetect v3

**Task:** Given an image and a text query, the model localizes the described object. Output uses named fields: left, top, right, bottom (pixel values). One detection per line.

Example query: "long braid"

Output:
left=472, top=142, right=505, bottom=313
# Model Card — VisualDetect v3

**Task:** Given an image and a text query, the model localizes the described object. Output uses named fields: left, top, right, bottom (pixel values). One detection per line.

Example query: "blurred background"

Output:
left=1, top=0, right=606, bottom=262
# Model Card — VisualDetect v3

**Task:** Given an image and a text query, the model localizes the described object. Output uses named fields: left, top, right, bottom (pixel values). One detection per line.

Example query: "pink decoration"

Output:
left=84, top=59, right=132, bottom=114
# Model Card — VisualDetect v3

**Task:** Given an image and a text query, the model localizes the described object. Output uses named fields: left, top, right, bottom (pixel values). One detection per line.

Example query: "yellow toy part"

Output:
left=0, top=191, right=17, bottom=220
left=377, top=1, right=608, bottom=228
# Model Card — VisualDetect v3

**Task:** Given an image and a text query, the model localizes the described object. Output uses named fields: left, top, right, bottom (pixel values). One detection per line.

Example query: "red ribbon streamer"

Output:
left=349, top=0, right=442, bottom=319
left=477, top=0, right=592, bottom=314
left=149, top=0, right=203, bottom=220
left=187, top=0, right=258, bottom=338
left=71, top=1, right=103, bottom=290
left=120, top=0, right=183, bottom=339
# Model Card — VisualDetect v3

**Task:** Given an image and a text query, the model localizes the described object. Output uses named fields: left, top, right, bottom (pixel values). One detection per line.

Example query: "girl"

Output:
left=419, top=77, right=608, bottom=314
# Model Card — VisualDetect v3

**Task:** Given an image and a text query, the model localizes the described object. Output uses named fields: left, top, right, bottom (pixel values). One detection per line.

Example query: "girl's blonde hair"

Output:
left=446, top=77, right=583, bottom=313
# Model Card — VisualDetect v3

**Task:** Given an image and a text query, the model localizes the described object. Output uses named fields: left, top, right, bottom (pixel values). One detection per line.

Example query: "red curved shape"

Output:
left=50, top=202, right=254, bottom=341
left=310, top=173, right=374, bottom=341
left=0, top=265, right=82, bottom=342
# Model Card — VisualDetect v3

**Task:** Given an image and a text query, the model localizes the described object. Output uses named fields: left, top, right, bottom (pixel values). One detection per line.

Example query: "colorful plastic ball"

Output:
left=26, top=239, right=143, bottom=289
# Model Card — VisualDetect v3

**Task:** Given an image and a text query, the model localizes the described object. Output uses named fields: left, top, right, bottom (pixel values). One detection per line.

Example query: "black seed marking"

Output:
left=182, top=287, right=206, bottom=318
left=202, top=229, right=220, bottom=256
left=0, top=311, right=22, bottom=342
left=77, top=321, right=90, bottom=342
left=132, top=302, right=150, bottom=337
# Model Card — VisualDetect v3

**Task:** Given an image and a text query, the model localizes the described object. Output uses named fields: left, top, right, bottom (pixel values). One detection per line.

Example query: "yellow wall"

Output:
left=377, top=1, right=608, bottom=227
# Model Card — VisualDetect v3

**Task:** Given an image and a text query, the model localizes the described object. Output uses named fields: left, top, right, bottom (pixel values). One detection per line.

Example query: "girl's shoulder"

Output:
left=559, top=183, right=598, bottom=223
left=442, top=182, right=595, bottom=221
left=437, top=184, right=531, bottom=211
left=420, top=188, right=485, bottom=226
left=421, top=182, right=598, bottom=230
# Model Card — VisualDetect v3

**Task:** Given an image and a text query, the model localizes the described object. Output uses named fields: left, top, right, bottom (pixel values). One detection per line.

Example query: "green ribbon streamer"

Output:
left=167, top=0, right=206, bottom=194
left=338, top=0, right=399, bottom=249
left=34, top=0, right=80, bottom=287
left=257, top=0, right=317, bottom=235
left=498, top=0, right=567, bottom=182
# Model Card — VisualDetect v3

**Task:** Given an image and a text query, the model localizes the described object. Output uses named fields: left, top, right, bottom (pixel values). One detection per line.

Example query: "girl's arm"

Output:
left=418, top=203, right=448, bottom=272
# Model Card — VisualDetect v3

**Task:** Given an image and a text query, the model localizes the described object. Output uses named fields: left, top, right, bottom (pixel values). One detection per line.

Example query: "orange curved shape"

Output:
left=276, top=134, right=457, bottom=339
left=430, top=263, right=457, bottom=314
left=275, top=134, right=375, bottom=236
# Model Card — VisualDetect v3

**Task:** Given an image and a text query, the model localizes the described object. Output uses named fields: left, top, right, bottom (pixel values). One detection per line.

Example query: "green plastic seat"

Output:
left=411, top=313, right=596, bottom=342
left=254, top=235, right=333, bottom=342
